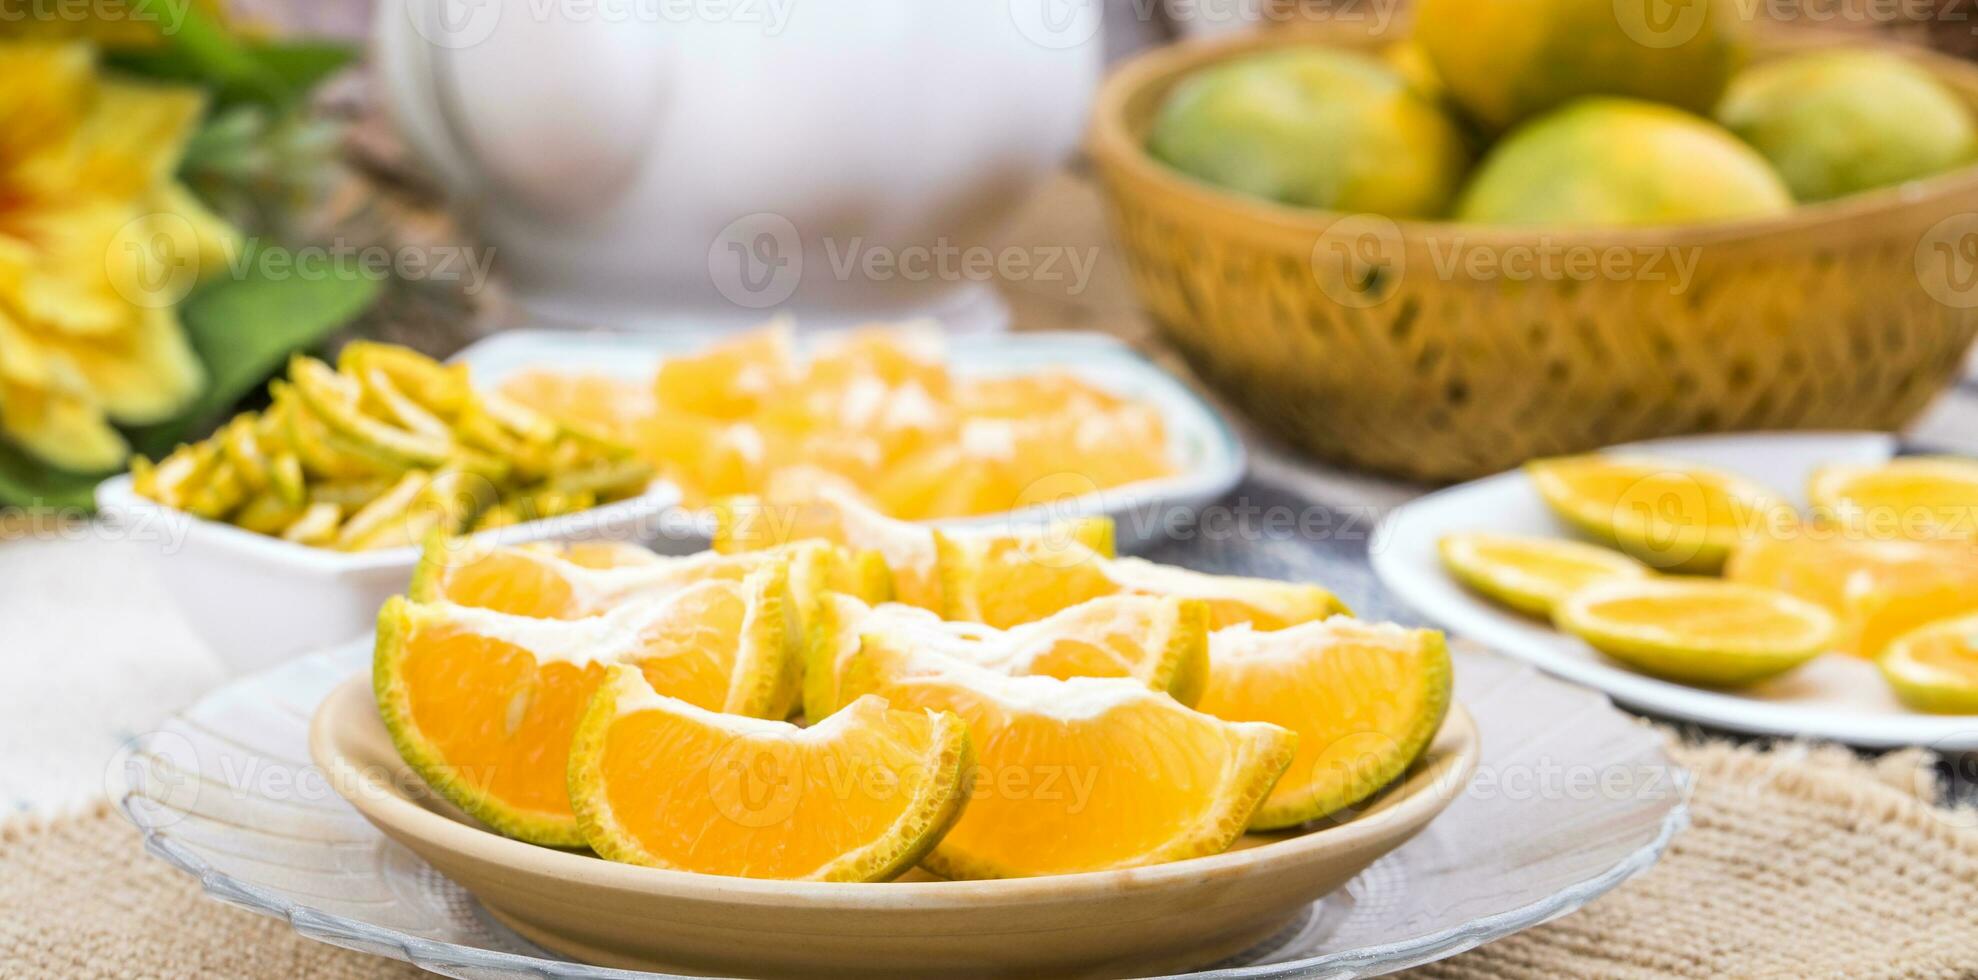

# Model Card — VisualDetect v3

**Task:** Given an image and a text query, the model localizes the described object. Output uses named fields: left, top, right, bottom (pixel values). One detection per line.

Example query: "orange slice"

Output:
left=374, top=567, right=800, bottom=845
left=569, top=666, right=970, bottom=880
left=1876, top=613, right=1978, bottom=714
left=1438, top=532, right=1651, bottom=617
left=1554, top=578, right=1836, bottom=687
left=1726, top=533, right=1978, bottom=656
left=839, top=639, right=1295, bottom=878
left=1527, top=454, right=1797, bottom=573
left=804, top=593, right=1211, bottom=721
left=1809, top=457, right=1978, bottom=542
left=936, top=537, right=1346, bottom=631
left=1194, top=619, right=1451, bottom=829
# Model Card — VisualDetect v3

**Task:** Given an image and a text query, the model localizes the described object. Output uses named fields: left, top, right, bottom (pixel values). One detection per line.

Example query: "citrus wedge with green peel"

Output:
left=1527, top=454, right=1797, bottom=573
left=1439, top=532, right=1652, bottom=617
left=568, top=665, right=972, bottom=881
left=374, top=565, right=801, bottom=846
left=1809, top=457, right=1978, bottom=542
left=1876, top=613, right=1978, bottom=714
left=1555, top=578, right=1836, bottom=687
left=804, top=593, right=1212, bottom=721
left=838, top=638, right=1294, bottom=879
left=1195, top=619, right=1451, bottom=829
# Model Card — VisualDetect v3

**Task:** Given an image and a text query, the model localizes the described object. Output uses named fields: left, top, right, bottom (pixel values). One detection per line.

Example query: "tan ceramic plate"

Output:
left=310, top=674, right=1479, bottom=980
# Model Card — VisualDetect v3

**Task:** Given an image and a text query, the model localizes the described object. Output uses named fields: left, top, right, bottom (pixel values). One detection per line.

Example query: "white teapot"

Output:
left=372, top=0, right=1104, bottom=329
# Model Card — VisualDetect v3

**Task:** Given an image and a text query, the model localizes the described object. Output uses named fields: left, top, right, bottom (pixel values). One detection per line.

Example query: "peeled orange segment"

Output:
left=839, top=641, right=1294, bottom=879
left=1195, top=619, right=1451, bottom=829
left=804, top=594, right=1212, bottom=721
left=1526, top=454, right=1797, bottom=574
left=374, top=568, right=801, bottom=845
left=936, top=537, right=1346, bottom=631
left=713, top=475, right=1113, bottom=612
left=540, top=539, right=661, bottom=570
left=654, top=321, right=800, bottom=420
left=1809, top=457, right=1978, bottom=542
left=568, top=666, right=972, bottom=880
left=1554, top=579, right=1837, bottom=687
left=497, top=369, right=658, bottom=449
left=1876, top=614, right=1978, bottom=714
left=1438, top=532, right=1652, bottom=617
left=1726, top=534, right=1978, bottom=657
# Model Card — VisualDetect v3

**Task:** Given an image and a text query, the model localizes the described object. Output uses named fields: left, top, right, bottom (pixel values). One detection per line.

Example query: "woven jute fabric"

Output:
left=3, top=737, right=1975, bottom=980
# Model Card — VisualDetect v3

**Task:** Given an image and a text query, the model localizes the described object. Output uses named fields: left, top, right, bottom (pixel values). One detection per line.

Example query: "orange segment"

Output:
left=654, top=324, right=799, bottom=420
left=1195, top=619, right=1452, bottom=829
left=1527, top=454, right=1797, bottom=573
left=569, top=666, right=971, bottom=881
left=937, top=537, right=1346, bottom=631
left=840, top=640, right=1295, bottom=879
left=497, top=369, right=656, bottom=447
left=1726, top=534, right=1978, bottom=657
left=374, top=569, right=800, bottom=845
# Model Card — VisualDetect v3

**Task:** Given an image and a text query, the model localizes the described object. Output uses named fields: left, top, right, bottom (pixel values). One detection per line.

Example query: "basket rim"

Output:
left=1088, top=22, right=1978, bottom=248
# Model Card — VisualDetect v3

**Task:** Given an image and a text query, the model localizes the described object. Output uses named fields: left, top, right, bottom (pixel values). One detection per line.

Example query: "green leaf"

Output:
left=0, top=441, right=105, bottom=511
left=126, top=243, right=383, bottom=457
left=104, top=4, right=358, bottom=108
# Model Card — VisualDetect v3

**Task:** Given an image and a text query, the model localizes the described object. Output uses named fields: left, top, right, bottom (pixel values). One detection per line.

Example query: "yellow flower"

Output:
left=0, top=41, right=237, bottom=473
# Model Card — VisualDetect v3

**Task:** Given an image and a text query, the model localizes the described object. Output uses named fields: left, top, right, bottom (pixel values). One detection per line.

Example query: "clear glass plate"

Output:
left=117, top=640, right=1688, bottom=979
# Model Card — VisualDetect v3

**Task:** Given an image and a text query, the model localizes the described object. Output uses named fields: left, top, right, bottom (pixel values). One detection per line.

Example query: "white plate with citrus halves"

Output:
left=1373, top=431, right=1978, bottom=750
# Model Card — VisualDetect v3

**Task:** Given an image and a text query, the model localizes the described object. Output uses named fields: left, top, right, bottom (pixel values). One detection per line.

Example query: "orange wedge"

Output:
left=804, top=593, right=1211, bottom=721
left=839, top=639, right=1295, bottom=878
left=569, top=665, right=971, bottom=880
left=1726, top=533, right=1978, bottom=657
left=1195, top=619, right=1451, bottom=829
left=937, top=537, right=1346, bottom=631
left=374, top=567, right=800, bottom=845
left=1527, top=454, right=1797, bottom=573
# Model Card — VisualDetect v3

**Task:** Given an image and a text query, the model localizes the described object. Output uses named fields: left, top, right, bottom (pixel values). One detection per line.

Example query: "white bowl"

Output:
left=94, top=476, right=681, bottom=675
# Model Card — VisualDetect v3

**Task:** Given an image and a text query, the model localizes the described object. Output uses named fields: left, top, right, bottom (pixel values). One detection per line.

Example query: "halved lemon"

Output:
left=1809, top=457, right=1978, bottom=542
left=713, top=474, right=1113, bottom=611
left=937, top=537, right=1345, bottom=631
left=568, top=665, right=972, bottom=880
left=1195, top=619, right=1451, bottom=829
left=1526, top=454, right=1796, bottom=574
left=839, top=639, right=1295, bottom=879
left=1438, top=532, right=1652, bottom=617
left=804, top=593, right=1211, bottom=720
left=1554, top=579, right=1837, bottom=686
left=1876, top=613, right=1978, bottom=714
left=1726, top=534, right=1978, bottom=657
left=374, top=567, right=800, bottom=845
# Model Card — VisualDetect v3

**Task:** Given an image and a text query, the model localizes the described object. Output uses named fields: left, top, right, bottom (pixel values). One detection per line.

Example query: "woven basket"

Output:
left=1090, top=25, right=1978, bottom=482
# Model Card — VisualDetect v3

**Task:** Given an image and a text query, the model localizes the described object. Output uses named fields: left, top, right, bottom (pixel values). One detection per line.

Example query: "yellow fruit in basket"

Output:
left=1439, top=532, right=1652, bottom=617
left=1554, top=578, right=1837, bottom=686
left=936, top=537, right=1345, bottom=631
left=1457, top=99, right=1793, bottom=227
left=805, top=593, right=1211, bottom=721
left=1876, top=613, right=1978, bottom=714
left=568, top=665, right=971, bottom=880
left=1808, top=457, right=1978, bottom=542
left=712, top=473, right=1112, bottom=611
left=1526, top=454, right=1796, bottom=574
left=1196, top=619, right=1451, bottom=829
left=1725, top=534, right=1978, bottom=657
left=1414, top=0, right=1747, bottom=131
left=1718, top=49, right=1977, bottom=203
left=1147, top=48, right=1470, bottom=217
left=840, top=639, right=1295, bottom=878
left=373, top=567, right=800, bottom=846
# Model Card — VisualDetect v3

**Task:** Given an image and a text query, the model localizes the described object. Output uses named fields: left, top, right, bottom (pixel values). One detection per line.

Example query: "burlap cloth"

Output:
left=2, top=736, right=1971, bottom=980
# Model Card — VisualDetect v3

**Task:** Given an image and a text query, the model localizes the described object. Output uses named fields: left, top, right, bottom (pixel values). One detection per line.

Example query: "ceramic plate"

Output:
left=1370, top=431, right=1978, bottom=750
left=452, top=328, right=1247, bottom=550
left=119, top=638, right=1686, bottom=979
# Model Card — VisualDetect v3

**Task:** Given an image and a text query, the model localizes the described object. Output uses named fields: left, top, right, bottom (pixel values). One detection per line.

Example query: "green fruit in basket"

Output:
left=1414, top=0, right=1747, bottom=132
left=1456, top=98, right=1794, bottom=226
left=1147, top=48, right=1471, bottom=218
left=1717, top=49, right=1977, bottom=203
